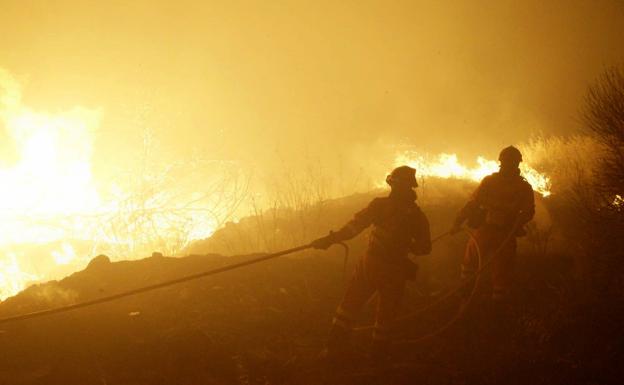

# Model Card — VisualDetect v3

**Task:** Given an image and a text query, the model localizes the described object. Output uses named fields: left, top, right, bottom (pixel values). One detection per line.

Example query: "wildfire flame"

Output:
left=0, top=70, right=105, bottom=299
left=0, top=253, right=39, bottom=300
left=394, top=151, right=551, bottom=197
left=0, top=70, right=221, bottom=300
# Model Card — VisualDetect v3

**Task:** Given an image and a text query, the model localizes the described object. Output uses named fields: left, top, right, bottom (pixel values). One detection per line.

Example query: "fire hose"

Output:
left=0, top=218, right=520, bottom=334
left=396, top=228, right=482, bottom=345
left=0, top=242, right=348, bottom=325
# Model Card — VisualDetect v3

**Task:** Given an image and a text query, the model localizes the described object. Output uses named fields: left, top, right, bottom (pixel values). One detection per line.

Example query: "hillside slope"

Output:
left=0, top=179, right=606, bottom=385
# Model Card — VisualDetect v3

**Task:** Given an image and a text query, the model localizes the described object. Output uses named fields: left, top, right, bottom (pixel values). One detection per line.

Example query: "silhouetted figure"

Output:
left=451, top=146, right=535, bottom=302
left=311, top=165, right=431, bottom=362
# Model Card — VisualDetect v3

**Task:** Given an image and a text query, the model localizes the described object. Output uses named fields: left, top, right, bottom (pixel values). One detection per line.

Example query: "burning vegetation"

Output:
left=0, top=69, right=251, bottom=299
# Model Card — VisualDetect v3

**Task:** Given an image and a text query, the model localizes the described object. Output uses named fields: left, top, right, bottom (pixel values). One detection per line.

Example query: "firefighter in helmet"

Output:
left=311, top=165, right=431, bottom=360
left=451, top=146, right=535, bottom=302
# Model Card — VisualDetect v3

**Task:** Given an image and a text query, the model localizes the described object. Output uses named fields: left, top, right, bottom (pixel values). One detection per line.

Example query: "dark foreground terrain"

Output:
left=0, top=183, right=622, bottom=385
left=1, top=248, right=622, bottom=385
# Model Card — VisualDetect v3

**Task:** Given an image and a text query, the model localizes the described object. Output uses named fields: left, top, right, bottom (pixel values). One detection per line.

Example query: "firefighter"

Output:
left=311, top=165, right=431, bottom=361
left=451, top=146, right=535, bottom=302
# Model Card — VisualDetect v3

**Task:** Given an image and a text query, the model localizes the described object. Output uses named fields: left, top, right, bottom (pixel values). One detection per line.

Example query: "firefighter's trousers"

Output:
left=462, top=225, right=517, bottom=301
left=330, top=253, right=407, bottom=348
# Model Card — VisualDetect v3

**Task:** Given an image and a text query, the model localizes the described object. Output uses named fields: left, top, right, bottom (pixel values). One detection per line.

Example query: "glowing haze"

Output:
left=0, top=1, right=622, bottom=299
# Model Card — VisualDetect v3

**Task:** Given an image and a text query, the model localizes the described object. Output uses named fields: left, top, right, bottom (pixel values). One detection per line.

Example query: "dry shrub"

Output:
left=583, top=66, right=624, bottom=198
left=518, top=67, right=624, bottom=295
left=520, top=134, right=604, bottom=195
left=578, top=66, right=624, bottom=294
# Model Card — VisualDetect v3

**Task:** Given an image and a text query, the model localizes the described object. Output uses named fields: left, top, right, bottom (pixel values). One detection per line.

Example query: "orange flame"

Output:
left=0, top=69, right=219, bottom=300
left=394, top=151, right=551, bottom=197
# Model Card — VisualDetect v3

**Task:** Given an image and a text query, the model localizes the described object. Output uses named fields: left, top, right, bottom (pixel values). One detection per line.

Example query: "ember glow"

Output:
left=394, top=151, right=552, bottom=197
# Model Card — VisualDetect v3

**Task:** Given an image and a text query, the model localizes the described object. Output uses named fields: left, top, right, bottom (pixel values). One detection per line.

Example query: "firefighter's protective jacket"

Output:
left=332, top=194, right=431, bottom=259
left=457, top=169, right=536, bottom=300
left=456, top=170, right=535, bottom=233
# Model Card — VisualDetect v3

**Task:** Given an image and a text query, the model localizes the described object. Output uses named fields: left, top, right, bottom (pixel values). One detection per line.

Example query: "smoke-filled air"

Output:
left=0, top=1, right=623, bottom=385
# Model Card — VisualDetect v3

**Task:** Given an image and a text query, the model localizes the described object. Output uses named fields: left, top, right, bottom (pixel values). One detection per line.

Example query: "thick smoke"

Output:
left=0, top=1, right=622, bottom=187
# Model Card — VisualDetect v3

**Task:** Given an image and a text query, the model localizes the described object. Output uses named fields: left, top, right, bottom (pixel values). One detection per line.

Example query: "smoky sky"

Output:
left=0, top=0, right=623, bottom=185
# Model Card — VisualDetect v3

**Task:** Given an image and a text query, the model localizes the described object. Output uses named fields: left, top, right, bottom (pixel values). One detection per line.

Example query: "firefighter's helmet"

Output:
left=386, top=165, right=418, bottom=188
left=498, top=146, right=523, bottom=164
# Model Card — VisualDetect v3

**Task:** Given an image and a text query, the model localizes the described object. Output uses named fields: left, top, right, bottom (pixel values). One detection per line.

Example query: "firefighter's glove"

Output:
left=311, top=232, right=338, bottom=250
